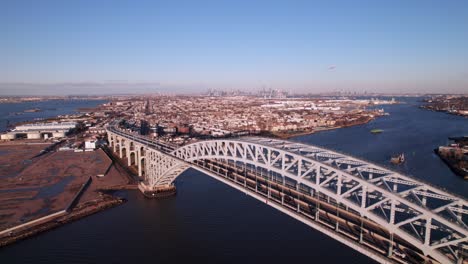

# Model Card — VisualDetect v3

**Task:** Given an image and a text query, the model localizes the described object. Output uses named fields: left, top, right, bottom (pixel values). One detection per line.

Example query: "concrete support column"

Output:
left=132, top=151, right=137, bottom=166
left=119, top=141, right=123, bottom=158
left=138, top=157, right=143, bottom=176
left=126, top=143, right=131, bottom=166
left=107, top=133, right=112, bottom=150
left=136, top=147, right=141, bottom=174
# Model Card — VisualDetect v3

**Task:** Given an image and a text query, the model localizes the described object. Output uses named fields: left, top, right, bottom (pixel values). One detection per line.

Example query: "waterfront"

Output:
left=0, top=99, right=107, bottom=132
left=295, top=97, right=468, bottom=197
left=0, top=97, right=467, bottom=263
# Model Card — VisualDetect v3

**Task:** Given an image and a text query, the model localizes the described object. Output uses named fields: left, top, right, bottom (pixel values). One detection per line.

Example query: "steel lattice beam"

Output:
left=107, top=125, right=468, bottom=264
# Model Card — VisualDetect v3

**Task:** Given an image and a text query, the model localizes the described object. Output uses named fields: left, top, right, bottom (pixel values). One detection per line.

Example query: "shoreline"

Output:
left=435, top=151, right=468, bottom=180
left=419, top=106, right=468, bottom=118
left=0, top=97, right=132, bottom=248
left=267, top=116, right=376, bottom=139
left=0, top=195, right=126, bottom=248
left=0, top=101, right=381, bottom=247
left=0, top=114, right=376, bottom=247
left=0, top=99, right=109, bottom=132
left=0, top=97, right=110, bottom=105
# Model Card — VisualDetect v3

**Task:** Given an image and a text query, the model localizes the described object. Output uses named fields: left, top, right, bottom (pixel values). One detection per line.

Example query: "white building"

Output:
left=1, top=122, right=77, bottom=140
left=14, top=122, right=77, bottom=131
left=85, top=140, right=96, bottom=150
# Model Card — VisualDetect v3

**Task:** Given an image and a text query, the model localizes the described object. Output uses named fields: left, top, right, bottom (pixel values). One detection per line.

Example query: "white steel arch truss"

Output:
left=107, top=123, right=467, bottom=263
left=145, top=148, right=190, bottom=187
left=172, top=138, right=468, bottom=264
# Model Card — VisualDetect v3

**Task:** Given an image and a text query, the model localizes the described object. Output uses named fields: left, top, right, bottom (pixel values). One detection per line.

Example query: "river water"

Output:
left=0, top=97, right=466, bottom=263
left=0, top=99, right=108, bottom=132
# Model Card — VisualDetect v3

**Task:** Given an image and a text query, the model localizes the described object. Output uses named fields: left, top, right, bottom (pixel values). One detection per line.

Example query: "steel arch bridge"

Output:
left=107, top=126, right=467, bottom=264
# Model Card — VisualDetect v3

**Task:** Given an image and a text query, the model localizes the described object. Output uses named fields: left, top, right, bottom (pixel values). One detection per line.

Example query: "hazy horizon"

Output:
left=1, top=81, right=468, bottom=96
left=2, top=1, right=468, bottom=95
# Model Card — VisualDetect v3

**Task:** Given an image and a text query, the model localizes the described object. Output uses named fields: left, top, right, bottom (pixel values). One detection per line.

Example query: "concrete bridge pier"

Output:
left=138, top=183, right=177, bottom=198
left=106, top=126, right=468, bottom=264
left=138, top=147, right=189, bottom=198
left=108, top=132, right=184, bottom=198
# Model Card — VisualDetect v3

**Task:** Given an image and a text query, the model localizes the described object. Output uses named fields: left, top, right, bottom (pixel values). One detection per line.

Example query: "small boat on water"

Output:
left=24, top=108, right=41, bottom=113
left=370, top=129, right=384, bottom=134
left=391, top=153, right=405, bottom=164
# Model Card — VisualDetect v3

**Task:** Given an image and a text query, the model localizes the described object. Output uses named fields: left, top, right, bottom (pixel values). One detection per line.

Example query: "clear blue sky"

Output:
left=1, top=0, right=467, bottom=95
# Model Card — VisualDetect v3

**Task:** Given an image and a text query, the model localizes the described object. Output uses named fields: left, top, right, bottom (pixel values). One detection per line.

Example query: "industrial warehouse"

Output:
left=0, top=122, right=77, bottom=140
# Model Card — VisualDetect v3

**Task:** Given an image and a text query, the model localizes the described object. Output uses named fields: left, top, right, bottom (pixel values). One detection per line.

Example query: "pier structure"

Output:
left=107, top=124, right=467, bottom=264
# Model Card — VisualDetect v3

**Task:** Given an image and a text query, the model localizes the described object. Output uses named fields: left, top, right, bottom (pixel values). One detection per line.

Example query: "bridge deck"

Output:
left=107, top=125, right=468, bottom=264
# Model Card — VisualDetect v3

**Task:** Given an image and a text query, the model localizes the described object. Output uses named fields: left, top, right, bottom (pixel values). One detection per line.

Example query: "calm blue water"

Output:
left=0, top=99, right=107, bottom=132
left=0, top=97, right=466, bottom=264
left=294, top=97, right=468, bottom=197
left=0, top=173, right=373, bottom=264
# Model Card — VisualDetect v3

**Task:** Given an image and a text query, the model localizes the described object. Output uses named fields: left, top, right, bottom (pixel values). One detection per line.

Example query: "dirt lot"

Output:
left=0, top=142, right=131, bottom=231
left=0, top=142, right=50, bottom=180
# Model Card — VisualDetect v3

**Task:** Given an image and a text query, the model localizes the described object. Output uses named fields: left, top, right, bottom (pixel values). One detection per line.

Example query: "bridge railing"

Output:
left=108, top=127, right=466, bottom=203
left=107, top=124, right=468, bottom=263
left=236, top=136, right=468, bottom=201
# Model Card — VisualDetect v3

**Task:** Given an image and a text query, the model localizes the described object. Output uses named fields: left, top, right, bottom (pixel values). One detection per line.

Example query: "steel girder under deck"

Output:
left=107, top=124, right=467, bottom=263
left=172, top=138, right=468, bottom=264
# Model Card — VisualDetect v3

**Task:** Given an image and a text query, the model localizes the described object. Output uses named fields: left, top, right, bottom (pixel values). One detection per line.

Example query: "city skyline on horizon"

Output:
left=1, top=83, right=466, bottom=97
left=2, top=0, right=468, bottom=95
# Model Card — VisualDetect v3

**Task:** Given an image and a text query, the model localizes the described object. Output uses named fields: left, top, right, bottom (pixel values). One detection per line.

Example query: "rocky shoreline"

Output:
left=434, top=137, right=468, bottom=180
left=0, top=196, right=126, bottom=248
left=0, top=141, right=135, bottom=248
left=420, top=96, right=468, bottom=117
